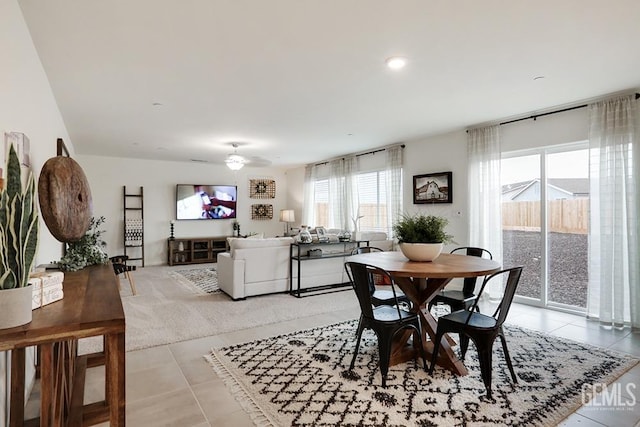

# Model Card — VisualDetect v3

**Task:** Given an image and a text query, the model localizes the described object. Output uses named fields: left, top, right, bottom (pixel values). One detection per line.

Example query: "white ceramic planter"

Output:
left=399, top=242, right=444, bottom=262
left=0, top=284, right=33, bottom=329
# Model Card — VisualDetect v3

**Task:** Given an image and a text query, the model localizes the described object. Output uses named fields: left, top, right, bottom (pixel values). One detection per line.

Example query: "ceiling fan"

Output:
left=225, top=143, right=246, bottom=170
left=224, top=143, right=271, bottom=170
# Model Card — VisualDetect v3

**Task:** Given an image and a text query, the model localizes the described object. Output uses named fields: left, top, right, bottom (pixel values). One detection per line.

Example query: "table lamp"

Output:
left=279, top=209, right=295, bottom=236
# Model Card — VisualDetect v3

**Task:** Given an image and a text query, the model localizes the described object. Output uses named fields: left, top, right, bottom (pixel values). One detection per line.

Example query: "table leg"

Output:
left=9, top=348, right=25, bottom=427
left=105, top=332, right=126, bottom=426
left=393, top=276, right=468, bottom=376
left=39, top=343, right=54, bottom=427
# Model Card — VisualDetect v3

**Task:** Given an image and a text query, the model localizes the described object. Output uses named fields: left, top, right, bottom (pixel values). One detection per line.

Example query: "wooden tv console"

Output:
left=167, top=236, right=230, bottom=265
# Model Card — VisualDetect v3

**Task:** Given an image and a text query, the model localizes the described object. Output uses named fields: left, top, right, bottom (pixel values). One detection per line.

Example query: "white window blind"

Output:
left=312, top=171, right=389, bottom=232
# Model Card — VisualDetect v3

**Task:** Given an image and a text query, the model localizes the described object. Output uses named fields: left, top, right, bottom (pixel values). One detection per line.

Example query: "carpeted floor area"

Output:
left=80, top=264, right=359, bottom=353
left=206, top=319, right=639, bottom=426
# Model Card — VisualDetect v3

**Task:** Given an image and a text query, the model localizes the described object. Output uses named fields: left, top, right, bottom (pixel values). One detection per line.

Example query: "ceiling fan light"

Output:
left=386, top=56, right=407, bottom=70
left=225, top=155, right=245, bottom=170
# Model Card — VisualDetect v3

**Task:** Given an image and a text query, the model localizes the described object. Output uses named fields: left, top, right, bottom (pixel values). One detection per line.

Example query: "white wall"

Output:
left=1, top=0, right=74, bottom=423
left=1, top=0, right=74, bottom=265
left=76, top=155, right=291, bottom=266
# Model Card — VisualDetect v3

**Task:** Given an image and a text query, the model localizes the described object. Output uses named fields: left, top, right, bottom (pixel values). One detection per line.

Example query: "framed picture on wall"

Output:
left=413, top=171, right=452, bottom=204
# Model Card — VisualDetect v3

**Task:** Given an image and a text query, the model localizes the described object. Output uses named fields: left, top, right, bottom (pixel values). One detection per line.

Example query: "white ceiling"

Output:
left=18, top=0, right=640, bottom=168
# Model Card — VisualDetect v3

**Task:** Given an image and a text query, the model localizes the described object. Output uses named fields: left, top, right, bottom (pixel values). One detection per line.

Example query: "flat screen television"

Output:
left=176, top=184, right=237, bottom=220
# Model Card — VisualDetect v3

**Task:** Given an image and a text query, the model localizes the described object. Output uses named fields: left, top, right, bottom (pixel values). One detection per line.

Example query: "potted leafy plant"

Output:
left=0, top=144, right=39, bottom=329
left=56, top=216, right=108, bottom=271
left=392, top=213, right=453, bottom=261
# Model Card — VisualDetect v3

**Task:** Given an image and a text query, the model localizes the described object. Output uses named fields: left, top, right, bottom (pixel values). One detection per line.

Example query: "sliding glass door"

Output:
left=501, top=144, right=589, bottom=311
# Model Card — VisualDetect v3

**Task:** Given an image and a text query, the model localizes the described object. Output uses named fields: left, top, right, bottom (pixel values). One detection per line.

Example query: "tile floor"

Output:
left=27, top=298, right=640, bottom=426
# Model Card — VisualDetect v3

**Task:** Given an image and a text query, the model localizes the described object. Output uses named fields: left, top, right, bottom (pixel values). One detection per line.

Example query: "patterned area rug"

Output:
left=206, top=320, right=638, bottom=426
left=168, top=267, right=220, bottom=294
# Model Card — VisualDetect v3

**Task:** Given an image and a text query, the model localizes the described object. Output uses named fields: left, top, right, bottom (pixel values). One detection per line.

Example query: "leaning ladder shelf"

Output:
left=123, top=186, right=145, bottom=267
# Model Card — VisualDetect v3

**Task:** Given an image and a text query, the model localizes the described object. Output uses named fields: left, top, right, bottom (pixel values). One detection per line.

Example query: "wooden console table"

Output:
left=0, top=264, right=126, bottom=426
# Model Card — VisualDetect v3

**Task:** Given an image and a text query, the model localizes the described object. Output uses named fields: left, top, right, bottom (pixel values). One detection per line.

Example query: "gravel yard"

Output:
left=502, top=230, right=588, bottom=308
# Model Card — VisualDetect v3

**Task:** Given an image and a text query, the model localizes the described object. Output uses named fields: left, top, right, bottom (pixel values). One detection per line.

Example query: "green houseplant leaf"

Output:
left=393, top=213, right=453, bottom=244
left=0, top=145, right=39, bottom=290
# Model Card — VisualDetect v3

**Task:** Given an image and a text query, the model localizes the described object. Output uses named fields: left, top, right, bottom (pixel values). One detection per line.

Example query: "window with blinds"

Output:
left=312, top=171, right=389, bottom=232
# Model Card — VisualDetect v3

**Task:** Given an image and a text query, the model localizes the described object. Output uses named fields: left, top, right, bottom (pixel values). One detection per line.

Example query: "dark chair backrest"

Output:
left=351, top=246, right=384, bottom=255
left=450, top=247, right=493, bottom=296
left=345, top=262, right=402, bottom=318
left=467, top=266, right=523, bottom=326
left=349, top=248, right=385, bottom=293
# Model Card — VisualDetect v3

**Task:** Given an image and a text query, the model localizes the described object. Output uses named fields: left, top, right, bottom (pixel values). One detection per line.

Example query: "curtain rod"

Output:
left=313, top=144, right=405, bottom=167
left=498, top=92, right=640, bottom=126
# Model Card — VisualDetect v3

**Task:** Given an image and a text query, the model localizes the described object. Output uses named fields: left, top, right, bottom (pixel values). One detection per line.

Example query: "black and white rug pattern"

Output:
left=206, top=320, right=638, bottom=426
left=168, top=267, right=220, bottom=294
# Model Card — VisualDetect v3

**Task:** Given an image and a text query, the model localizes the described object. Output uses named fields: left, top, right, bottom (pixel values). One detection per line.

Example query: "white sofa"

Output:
left=218, top=237, right=293, bottom=300
left=217, top=233, right=395, bottom=300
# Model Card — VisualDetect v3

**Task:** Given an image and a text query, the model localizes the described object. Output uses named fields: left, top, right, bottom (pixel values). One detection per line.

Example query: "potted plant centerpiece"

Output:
left=393, top=213, right=453, bottom=262
left=0, top=145, right=39, bottom=329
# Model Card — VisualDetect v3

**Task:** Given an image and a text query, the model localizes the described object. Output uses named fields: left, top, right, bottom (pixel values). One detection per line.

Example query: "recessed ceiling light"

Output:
left=152, top=102, right=163, bottom=107
left=386, top=57, right=407, bottom=70
left=533, top=76, right=545, bottom=81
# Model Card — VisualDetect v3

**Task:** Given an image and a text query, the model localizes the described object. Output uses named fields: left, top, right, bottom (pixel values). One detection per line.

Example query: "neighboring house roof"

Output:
left=547, top=178, right=589, bottom=196
left=502, top=178, right=589, bottom=200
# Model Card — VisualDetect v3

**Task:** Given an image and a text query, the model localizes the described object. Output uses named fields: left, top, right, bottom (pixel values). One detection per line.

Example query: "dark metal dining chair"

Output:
left=110, top=255, right=137, bottom=295
left=351, top=246, right=411, bottom=308
left=428, top=246, right=492, bottom=314
left=345, top=261, right=427, bottom=387
left=428, top=266, right=523, bottom=399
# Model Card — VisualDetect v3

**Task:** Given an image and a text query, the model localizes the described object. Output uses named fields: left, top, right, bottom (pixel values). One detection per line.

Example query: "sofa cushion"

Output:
left=354, top=231, right=388, bottom=241
left=228, top=237, right=293, bottom=256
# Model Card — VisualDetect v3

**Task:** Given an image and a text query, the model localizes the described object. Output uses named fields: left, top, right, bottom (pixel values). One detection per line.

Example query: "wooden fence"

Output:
left=502, top=198, right=588, bottom=234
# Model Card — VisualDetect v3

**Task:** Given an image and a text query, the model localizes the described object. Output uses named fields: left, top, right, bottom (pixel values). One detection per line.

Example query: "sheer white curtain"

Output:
left=588, top=94, right=639, bottom=328
left=468, top=126, right=503, bottom=298
left=328, top=156, right=358, bottom=230
left=302, top=164, right=317, bottom=227
left=385, top=145, right=403, bottom=238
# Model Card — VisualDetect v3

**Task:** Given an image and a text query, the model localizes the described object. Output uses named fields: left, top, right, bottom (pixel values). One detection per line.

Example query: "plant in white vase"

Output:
left=0, top=144, right=39, bottom=328
left=392, top=213, right=453, bottom=262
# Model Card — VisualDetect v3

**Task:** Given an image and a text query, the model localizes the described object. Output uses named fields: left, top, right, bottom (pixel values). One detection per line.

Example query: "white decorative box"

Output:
left=29, top=271, right=65, bottom=310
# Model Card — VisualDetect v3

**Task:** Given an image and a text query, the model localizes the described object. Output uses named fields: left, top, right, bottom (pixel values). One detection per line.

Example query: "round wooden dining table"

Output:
left=347, top=250, right=501, bottom=376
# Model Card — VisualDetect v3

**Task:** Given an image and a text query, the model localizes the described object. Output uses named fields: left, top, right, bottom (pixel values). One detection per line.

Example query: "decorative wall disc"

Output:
left=251, top=204, right=273, bottom=220
left=38, top=156, right=92, bottom=242
left=249, top=179, right=276, bottom=199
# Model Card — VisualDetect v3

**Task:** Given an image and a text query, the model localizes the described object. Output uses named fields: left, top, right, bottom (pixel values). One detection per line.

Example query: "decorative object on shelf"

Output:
left=4, top=131, right=31, bottom=167
left=232, top=220, right=241, bottom=237
left=169, top=220, right=175, bottom=240
left=29, top=271, right=64, bottom=309
left=393, top=213, right=453, bottom=262
left=279, top=209, right=295, bottom=236
left=0, top=144, right=39, bottom=329
left=307, top=248, right=323, bottom=258
left=351, top=209, right=364, bottom=232
left=56, top=216, right=108, bottom=271
left=178, top=241, right=185, bottom=252
left=296, top=226, right=312, bottom=244
left=38, top=142, right=92, bottom=242
left=338, top=231, right=351, bottom=242
left=413, top=171, right=453, bottom=204
left=316, top=226, right=329, bottom=243
left=251, top=204, right=273, bottom=220
left=249, top=178, right=276, bottom=199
